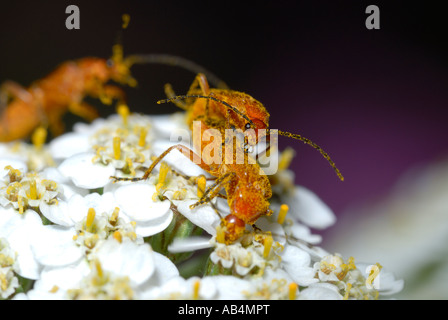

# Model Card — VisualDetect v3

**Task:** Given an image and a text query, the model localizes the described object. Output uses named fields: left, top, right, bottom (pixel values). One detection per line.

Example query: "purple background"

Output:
left=1, top=1, right=447, bottom=223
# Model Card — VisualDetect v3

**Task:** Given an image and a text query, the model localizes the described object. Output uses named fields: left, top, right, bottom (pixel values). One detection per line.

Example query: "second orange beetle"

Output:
left=0, top=44, right=136, bottom=142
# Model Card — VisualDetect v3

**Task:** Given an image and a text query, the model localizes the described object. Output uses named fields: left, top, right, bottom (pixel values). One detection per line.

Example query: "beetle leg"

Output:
left=189, top=171, right=235, bottom=209
left=88, top=82, right=126, bottom=106
left=0, top=81, right=32, bottom=111
left=111, top=144, right=216, bottom=182
left=69, top=101, right=100, bottom=122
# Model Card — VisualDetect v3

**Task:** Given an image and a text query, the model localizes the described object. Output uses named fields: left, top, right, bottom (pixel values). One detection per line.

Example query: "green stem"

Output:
left=147, top=203, right=204, bottom=265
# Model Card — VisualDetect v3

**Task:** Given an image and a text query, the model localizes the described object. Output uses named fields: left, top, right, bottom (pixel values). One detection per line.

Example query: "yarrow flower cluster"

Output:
left=0, top=237, right=19, bottom=298
left=0, top=107, right=404, bottom=300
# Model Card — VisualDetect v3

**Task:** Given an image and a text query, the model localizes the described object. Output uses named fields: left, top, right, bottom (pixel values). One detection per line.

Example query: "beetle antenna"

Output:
left=269, top=129, right=344, bottom=181
left=125, top=55, right=228, bottom=89
left=111, top=15, right=228, bottom=89
left=110, top=14, right=131, bottom=66
left=157, top=94, right=254, bottom=127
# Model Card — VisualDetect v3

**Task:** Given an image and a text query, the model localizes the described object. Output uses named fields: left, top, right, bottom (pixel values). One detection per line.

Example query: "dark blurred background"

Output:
left=1, top=1, right=447, bottom=241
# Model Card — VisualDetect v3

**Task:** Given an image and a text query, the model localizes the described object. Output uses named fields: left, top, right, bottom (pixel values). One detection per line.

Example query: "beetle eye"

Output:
left=106, top=59, right=114, bottom=67
left=245, top=123, right=251, bottom=130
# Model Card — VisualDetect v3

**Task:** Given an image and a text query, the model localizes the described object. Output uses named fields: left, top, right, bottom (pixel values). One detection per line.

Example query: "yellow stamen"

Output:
left=263, top=234, right=273, bottom=258
left=277, top=204, right=289, bottom=225
left=338, top=264, right=349, bottom=280
left=122, top=13, right=130, bottom=29
left=28, top=179, right=38, bottom=200
left=49, top=285, right=59, bottom=293
left=72, top=234, right=78, bottom=241
left=155, top=183, right=165, bottom=193
left=117, top=104, right=130, bottom=126
left=197, top=175, right=206, bottom=198
left=367, top=263, right=383, bottom=285
left=138, top=127, right=147, bottom=147
left=343, top=283, right=352, bottom=300
left=192, top=280, right=200, bottom=300
left=172, top=190, right=181, bottom=200
left=125, top=157, right=135, bottom=176
left=0, top=273, right=7, bottom=291
left=338, top=271, right=348, bottom=281
left=5, top=166, right=22, bottom=183
left=347, top=256, right=356, bottom=270
left=288, top=282, right=298, bottom=300
left=91, top=146, right=105, bottom=163
left=48, top=198, right=59, bottom=206
left=113, top=231, right=123, bottom=243
left=86, top=208, right=96, bottom=233
left=31, top=126, right=47, bottom=150
left=84, top=234, right=99, bottom=249
left=0, top=254, right=14, bottom=267
left=95, top=260, right=104, bottom=279
left=216, top=226, right=225, bottom=244
left=133, top=148, right=146, bottom=163
left=239, top=252, right=252, bottom=268
left=18, top=195, right=24, bottom=214
left=112, top=44, right=123, bottom=64
left=158, top=162, right=170, bottom=186
left=42, top=179, right=58, bottom=191
left=110, top=207, right=120, bottom=224
left=374, top=290, right=380, bottom=300
left=278, top=147, right=295, bottom=171
left=113, top=136, right=121, bottom=160
left=6, top=182, right=19, bottom=197
left=172, top=188, right=187, bottom=200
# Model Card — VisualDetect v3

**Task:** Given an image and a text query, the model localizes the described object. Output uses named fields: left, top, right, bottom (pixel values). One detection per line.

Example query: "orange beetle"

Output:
left=112, top=74, right=344, bottom=244
left=0, top=44, right=135, bottom=142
